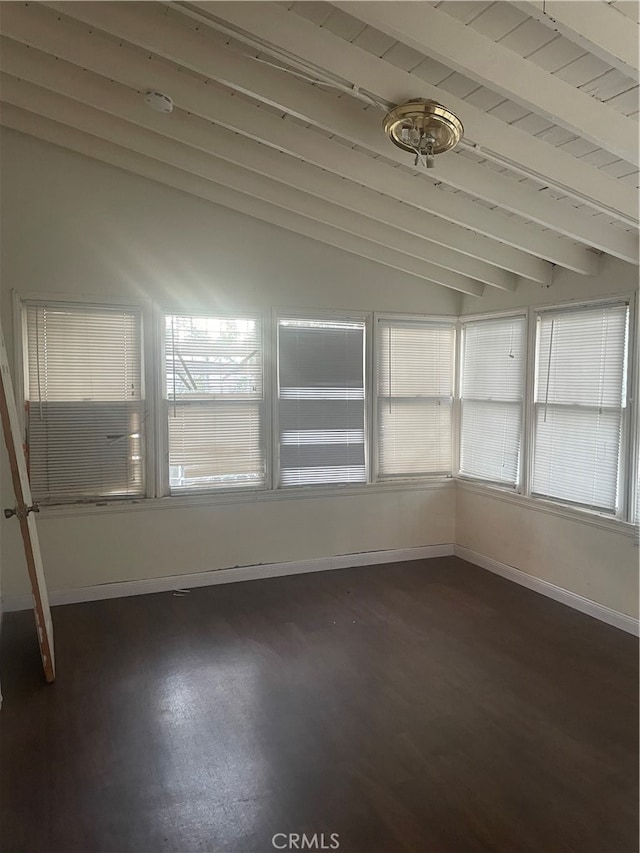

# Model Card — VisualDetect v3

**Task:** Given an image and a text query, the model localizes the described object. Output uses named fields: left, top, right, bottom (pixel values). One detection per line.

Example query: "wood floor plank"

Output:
left=0, top=557, right=637, bottom=852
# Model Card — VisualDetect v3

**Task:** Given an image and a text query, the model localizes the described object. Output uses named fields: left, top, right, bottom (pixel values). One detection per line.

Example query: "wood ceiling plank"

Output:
left=437, top=2, right=491, bottom=24
left=554, top=53, right=613, bottom=87
left=351, top=26, right=395, bottom=58
left=289, top=1, right=333, bottom=27
left=605, top=86, right=640, bottom=115
left=497, top=18, right=557, bottom=56
left=184, top=1, right=637, bottom=224
left=520, top=0, right=639, bottom=82
left=320, top=7, right=365, bottom=41
left=611, top=2, right=640, bottom=25
left=0, top=34, right=543, bottom=283
left=0, top=41, right=518, bottom=290
left=526, top=38, right=586, bottom=73
left=334, top=1, right=638, bottom=164
left=24, top=2, right=636, bottom=263
left=582, top=69, right=636, bottom=102
left=469, top=4, right=529, bottom=42
left=378, top=41, right=425, bottom=73
left=15, top=4, right=622, bottom=269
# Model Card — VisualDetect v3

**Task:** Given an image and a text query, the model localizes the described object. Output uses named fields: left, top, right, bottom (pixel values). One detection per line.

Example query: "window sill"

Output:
left=456, top=478, right=638, bottom=538
left=35, top=477, right=455, bottom=519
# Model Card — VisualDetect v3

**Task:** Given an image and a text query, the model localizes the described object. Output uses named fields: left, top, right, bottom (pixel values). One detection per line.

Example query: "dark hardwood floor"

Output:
left=1, top=556, right=637, bottom=853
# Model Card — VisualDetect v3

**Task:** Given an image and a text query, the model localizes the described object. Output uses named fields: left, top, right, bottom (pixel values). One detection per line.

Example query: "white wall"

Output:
left=456, top=487, right=638, bottom=618
left=461, top=254, right=637, bottom=315
left=0, top=129, right=458, bottom=598
left=458, top=253, right=639, bottom=620
left=1, top=129, right=636, bottom=624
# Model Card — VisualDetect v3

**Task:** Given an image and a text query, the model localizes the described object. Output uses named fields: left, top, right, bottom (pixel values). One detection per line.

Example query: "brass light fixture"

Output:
left=383, top=99, right=464, bottom=168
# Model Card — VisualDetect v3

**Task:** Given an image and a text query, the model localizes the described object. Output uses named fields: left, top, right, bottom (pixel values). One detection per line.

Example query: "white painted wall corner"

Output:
left=454, top=545, right=639, bottom=636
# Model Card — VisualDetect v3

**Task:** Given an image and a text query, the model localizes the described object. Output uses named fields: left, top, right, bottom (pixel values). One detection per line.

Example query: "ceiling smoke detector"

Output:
left=144, top=90, right=174, bottom=114
left=383, top=99, right=463, bottom=168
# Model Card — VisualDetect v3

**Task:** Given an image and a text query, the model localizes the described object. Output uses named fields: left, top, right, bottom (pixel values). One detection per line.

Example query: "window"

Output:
left=24, top=302, right=144, bottom=503
left=20, top=295, right=638, bottom=524
left=459, top=315, right=526, bottom=486
left=376, top=318, right=454, bottom=478
left=164, top=313, right=265, bottom=492
left=277, top=317, right=366, bottom=486
left=532, top=302, right=629, bottom=513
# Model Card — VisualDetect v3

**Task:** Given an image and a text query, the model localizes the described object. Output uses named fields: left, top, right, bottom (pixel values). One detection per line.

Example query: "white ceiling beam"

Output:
left=334, top=2, right=637, bottom=166
left=517, top=1, right=639, bottom=82
left=0, top=29, right=537, bottom=286
left=193, top=1, right=637, bottom=226
left=19, top=8, right=604, bottom=273
left=0, top=70, right=497, bottom=294
left=25, top=2, right=634, bottom=262
left=0, top=15, right=544, bottom=284
left=0, top=77, right=486, bottom=298
left=1, top=104, right=477, bottom=301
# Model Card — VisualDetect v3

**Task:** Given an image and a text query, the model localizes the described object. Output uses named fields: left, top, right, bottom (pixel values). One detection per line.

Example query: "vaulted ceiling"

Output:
left=0, top=1, right=638, bottom=299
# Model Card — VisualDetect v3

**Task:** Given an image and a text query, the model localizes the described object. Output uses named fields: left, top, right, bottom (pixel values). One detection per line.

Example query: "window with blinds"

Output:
left=376, top=319, right=454, bottom=478
left=532, top=302, right=629, bottom=513
left=459, top=315, right=526, bottom=486
left=278, top=317, right=366, bottom=486
left=25, top=303, right=144, bottom=503
left=165, top=313, right=264, bottom=492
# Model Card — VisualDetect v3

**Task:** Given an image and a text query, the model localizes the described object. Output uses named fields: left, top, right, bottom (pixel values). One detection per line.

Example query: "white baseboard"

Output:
left=2, top=544, right=455, bottom=612
left=454, top=545, right=639, bottom=636
left=5, top=543, right=636, bottom=637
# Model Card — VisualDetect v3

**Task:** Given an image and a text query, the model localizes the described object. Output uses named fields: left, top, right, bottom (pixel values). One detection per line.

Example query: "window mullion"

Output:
left=522, top=307, right=537, bottom=497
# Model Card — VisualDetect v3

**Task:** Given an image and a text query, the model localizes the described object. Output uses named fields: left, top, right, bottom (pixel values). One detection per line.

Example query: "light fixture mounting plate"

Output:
left=383, top=99, right=463, bottom=155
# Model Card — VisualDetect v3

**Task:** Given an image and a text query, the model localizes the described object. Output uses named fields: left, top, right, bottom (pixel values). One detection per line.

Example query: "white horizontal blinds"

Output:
left=165, top=314, right=264, bottom=491
left=533, top=303, right=629, bottom=512
left=377, top=320, right=454, bottom=478
left=25, top=303, right=144, bottom=503
left=278, top=318, right=366, bottom=486
left=460, top=315, right=526, bottom=485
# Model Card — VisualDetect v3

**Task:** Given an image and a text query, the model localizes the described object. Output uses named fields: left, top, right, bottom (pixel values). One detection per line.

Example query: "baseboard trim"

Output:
left=6, top=544, right=636, bottom=637
left=2, top=544, right=455, bottom=612
left=454, top=545, right=639, bottom=636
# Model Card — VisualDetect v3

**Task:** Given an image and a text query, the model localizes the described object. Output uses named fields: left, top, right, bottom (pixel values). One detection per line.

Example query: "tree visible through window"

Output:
left=164, top=313, right=265, bottom=491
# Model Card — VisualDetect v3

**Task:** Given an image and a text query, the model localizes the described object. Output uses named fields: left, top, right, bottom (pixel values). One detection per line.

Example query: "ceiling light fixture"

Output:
left=383, top=99, right=463, bottom=168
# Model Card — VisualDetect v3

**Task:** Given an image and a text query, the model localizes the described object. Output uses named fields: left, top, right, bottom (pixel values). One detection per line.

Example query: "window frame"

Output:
left=456, top=310, right=527, bottom=490
left=158, top=306, right=270, bottom=497
left=12, top=291, right=637, bottom=533
left=456, top=296, right=637, bottom=528
left=528, top=297, right=632, bottom=519
left=274, top=308, right=371, bottom=489
left=18, top=292, right=153, bottom=503
left=624, top=294, right=639, bottom=525
left=373, top=312, right=457, bottom=483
